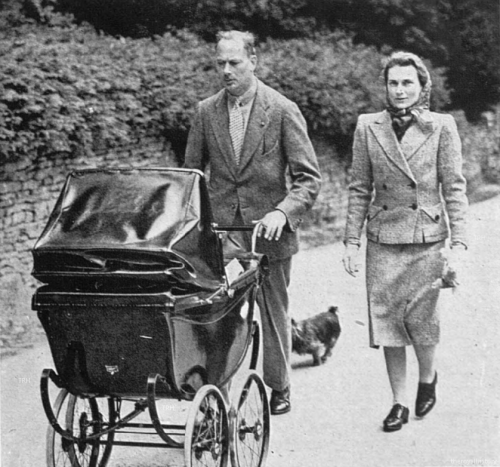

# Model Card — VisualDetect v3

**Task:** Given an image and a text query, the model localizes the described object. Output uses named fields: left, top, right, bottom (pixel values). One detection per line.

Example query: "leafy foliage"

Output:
left=440, top=0, right=500, bottom=120
left=451, top=109, right=500, bottom=188
left=258, top=32, right=450, bottom=150
left=0, top=21, right=218, bottom=163
left=0, top=18, right=452, bottom=164
left=315, top=0, right=500, bottom=120
left=44, top=0, right=499, bottom=119
left=54, top=0, right=197, bottom=37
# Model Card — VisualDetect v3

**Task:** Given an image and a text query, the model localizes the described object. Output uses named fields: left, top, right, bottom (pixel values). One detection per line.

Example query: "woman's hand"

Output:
left=343, top=244, right=362, bottom=277
left=433, top=244, right=467, bottom=288
left=445, top=244, right=467, bottom=286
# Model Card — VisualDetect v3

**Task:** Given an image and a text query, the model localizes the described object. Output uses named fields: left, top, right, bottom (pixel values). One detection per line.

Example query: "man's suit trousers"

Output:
left=228, top=210, right=292, bottom=391
left=256, top=256, right=292, bottom=391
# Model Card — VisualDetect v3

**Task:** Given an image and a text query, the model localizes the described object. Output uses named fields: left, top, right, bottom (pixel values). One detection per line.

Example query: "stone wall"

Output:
left=0, top=137, right=177, bottom=295
left=1, top=119, right=494, bottom=351
left=0, top=135, right=347, bottom=295
left=0, top=133, right=350, bottom=351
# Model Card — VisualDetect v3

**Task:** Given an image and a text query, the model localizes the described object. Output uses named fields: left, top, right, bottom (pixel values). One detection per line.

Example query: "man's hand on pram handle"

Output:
left=253, top=210, right=287, bottom=241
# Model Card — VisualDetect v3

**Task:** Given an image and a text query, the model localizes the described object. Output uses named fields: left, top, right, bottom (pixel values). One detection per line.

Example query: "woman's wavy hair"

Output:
left=383, top=51, right=431, bottom=88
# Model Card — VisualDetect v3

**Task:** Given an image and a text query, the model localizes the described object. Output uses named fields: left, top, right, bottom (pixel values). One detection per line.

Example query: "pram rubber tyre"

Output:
left=184, top=385, right=229, bottom=467
left=229, top=371, right=270, bottom=467
left=46, top=389, right=115, bottom=467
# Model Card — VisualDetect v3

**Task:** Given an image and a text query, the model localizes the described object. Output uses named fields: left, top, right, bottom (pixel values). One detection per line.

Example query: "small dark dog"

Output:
left=291, top=306, right=341, bottom=366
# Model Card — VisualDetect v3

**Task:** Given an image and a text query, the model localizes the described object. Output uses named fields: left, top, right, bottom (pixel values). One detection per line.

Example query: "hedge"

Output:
left=0, top=18, right=218, bottom=163
left=258, top=33, right=450, bottom=145
left=0, top=16, right=452, bottom=165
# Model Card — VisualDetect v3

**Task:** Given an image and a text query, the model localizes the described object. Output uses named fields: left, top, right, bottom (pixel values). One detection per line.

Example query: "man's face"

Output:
left=387, top=65, right=423, bottom=109
left=216, top=38, right=257, bottom=96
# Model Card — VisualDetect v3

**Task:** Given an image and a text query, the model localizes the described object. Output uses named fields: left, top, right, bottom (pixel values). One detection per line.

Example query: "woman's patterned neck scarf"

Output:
left=387, top=80, right=432, bottom=141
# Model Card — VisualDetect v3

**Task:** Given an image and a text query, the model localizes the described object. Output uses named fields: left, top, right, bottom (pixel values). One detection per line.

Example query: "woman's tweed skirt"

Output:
left=366, top=239, right=446, bottom=348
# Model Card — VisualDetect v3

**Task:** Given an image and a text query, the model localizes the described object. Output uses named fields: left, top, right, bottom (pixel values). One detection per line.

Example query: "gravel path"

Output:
left=271, top=194, right=500, bottom=467
left=1, top=195, right=499, bottom=467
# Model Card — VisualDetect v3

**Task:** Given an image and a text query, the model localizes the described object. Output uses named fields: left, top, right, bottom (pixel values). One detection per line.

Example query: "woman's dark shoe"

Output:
left=383, top=404, right=409, bottom=432
left=270, top=387, right=291, bottom=415
left=416, top=372, right=437, bottom=417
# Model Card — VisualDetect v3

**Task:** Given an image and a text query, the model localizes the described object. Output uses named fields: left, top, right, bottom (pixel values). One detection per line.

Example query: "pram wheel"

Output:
left=46, top=389, right=115, bottom=467
left=230, top=371, right=270, bottom=467
left=184, top=385, right=229, bottom=467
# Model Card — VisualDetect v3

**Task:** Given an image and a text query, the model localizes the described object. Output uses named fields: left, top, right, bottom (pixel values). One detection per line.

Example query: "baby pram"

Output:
left=32, top=167, right=270, bottom=467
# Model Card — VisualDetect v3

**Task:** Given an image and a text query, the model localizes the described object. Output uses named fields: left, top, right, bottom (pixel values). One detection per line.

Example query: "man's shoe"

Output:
left=383, top=404, right=409, bottom=432
left=270, top=387, right=291, bottom=415
left=416, top=372, right=437, bottom=417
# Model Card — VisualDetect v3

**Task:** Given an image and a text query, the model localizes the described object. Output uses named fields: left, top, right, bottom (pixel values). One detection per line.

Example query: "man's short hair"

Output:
left=216, top=30, right=257, bottom=57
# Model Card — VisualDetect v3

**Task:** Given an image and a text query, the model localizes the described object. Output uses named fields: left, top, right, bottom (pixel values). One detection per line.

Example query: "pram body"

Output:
left=33, top=168, right=269, bottom=467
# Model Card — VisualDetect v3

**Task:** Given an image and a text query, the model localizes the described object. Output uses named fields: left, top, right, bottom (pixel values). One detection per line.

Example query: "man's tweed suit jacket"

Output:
left=345, top=110, right=468, bottom=245
left=184, top=80, right=321, bottom=259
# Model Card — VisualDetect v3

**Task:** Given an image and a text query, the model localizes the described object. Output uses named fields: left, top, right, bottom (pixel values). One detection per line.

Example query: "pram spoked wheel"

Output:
left=230, top=371, right=270, bottom=467
left=184, top=385, right=230, bottom=467
left=46, top=388, right=116, bottom=467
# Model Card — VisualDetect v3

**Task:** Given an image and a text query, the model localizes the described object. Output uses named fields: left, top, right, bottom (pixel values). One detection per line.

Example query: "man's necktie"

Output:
left=229, top=98, right=244, bottom=165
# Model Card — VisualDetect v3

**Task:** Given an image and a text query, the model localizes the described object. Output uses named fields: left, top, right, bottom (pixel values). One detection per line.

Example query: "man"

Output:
left=184, top=30, right=321, bottom=415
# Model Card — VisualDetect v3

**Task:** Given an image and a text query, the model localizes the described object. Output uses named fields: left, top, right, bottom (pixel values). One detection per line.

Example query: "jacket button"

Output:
left=411, top=203, right=418, bottom=210
left=383, top=183, right=388, bottom=190
left=383, top=205, right=388, bottom=210
left=435, top=214, right=440, bottom=220
left=409, top=181, right=416, bottom=189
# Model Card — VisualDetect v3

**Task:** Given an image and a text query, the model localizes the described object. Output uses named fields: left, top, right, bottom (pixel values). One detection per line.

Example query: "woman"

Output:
left=343, top=51, right=468, bottom=432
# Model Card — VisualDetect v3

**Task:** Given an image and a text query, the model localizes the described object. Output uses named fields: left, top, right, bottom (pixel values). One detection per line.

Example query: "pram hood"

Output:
left=32, top=168, right=225, bottom=292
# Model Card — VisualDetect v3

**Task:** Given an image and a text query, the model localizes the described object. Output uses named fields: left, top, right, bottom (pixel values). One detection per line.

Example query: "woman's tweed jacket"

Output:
left=345, top=110, right=468, bottom=246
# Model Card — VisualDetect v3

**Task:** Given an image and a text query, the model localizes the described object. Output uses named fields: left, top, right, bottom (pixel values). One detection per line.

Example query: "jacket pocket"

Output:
left=262, top=140, right=278, bottom=157
left=421, top=204, right=444, bottom=223
left=367, top=204, right=384, bottom=222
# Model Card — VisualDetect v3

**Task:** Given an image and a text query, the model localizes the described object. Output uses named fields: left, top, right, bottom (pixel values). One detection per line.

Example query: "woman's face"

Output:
left=386, top=65, right=422, bottom=110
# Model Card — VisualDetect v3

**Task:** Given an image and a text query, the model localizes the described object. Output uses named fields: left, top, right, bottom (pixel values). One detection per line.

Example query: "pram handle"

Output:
left=211, top=223, right=260, bottom=255
left=211, top=224, right=255, bottom=231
